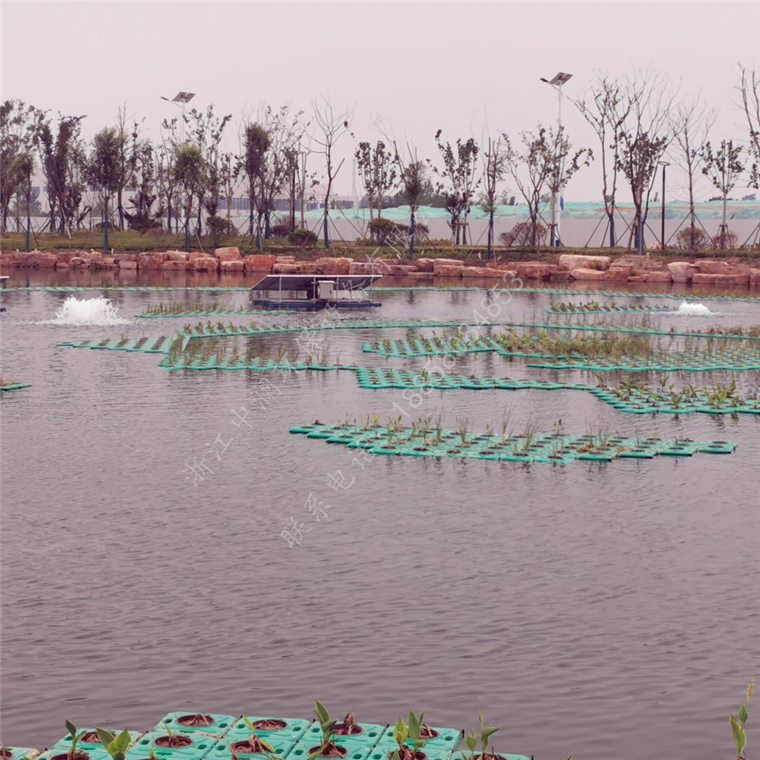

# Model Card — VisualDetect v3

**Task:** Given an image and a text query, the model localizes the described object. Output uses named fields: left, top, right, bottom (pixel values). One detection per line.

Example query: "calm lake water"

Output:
left=2, top=271, right=759, bottom=759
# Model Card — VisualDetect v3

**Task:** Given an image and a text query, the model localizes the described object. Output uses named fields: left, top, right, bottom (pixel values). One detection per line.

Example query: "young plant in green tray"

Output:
left=730, top=680, right=754, bottom=760
left=308, top=701, right=341, bottom=759
left=94, top=729, right=132, bottom=760
left=229, top=718, right=278, bottom=758
left=63, top=720, right=88, bottom=760
left=463, top=713, right=499, bottom=760
left=389, top=712, right=426, bottom=760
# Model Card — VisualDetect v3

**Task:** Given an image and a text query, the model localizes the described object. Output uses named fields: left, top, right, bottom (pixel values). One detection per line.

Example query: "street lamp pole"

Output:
left=540, top=72, right=573, bottom=247
left=659, top=161, right=669, bottom=249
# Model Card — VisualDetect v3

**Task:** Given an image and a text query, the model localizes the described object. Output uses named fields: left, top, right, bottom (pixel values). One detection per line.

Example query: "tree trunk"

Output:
left=609, top=212, right=616, bottom=248
left=409, top=208, right=416, bottom=259
left=487, top=207, right=494, bottom=259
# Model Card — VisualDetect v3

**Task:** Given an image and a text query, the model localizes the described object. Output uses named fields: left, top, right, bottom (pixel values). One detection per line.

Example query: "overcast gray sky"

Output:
left=2, top=1, right=759, bottom=203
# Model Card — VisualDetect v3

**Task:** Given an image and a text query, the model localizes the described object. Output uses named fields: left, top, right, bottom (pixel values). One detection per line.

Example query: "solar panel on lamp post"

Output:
left=540, top=73, right=572, bottom=247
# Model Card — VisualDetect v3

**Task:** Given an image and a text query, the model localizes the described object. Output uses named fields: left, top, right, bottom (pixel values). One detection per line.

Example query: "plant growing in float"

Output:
left=64, top=720, right=88, bottom=760
left=308, top=701, right=340, bottom=760
left=389, top=712, right=426, bottom=760
left=729, top=680, right=754, bottom=760
left=94, top=728, right=132, bottom=760
left=463, top=713, right=499, bottom=760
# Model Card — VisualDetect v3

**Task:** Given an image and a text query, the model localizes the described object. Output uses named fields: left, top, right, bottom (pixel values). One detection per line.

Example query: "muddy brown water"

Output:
left=1, top=271, right=758, bottom=759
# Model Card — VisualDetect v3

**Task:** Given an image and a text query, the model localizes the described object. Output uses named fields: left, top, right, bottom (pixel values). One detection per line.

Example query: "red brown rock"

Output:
left=558, top=254, right=611, bottom=271
left=69, top=257, right=87, bottom=268
left=605, top=266, right=633, bottom=281
left=315, top=257, right=352, bottom=274
left=139, top=252, right=169, bottom=269
left=515, top=263, right=557, bottom=279
left=627, top=275, right=649, bottom=282
left=413, top=258, right=436, bottom=272
left=667, top=262, right=696, bottom=283
left=220, top=260, right=244, bottom=272
left=38, top=252, right=59, bottom=268
left=244, top=254, right=276, bottom=271
left=167, top=250, right=189, bottom=262
left=692, top=272, right=749, bottom=286
left=461, top=266, right=502, bottom=278
left=215, top=246, right=242, bottom=262
left=0, top=253, right=13, bottom=268
left=55, top=262, right=69, bottom=269
left=273, top=263, right=299, bottom=273
left=570, top=267, right=607, bottom=281
left=695, top=259, right=731, bottom=275
left=191, top=256, right=219, bottom=271
left=160, top=260, right=191, bottom=271
left=433, top=264, right=465, bottom=277
left=645, top=271, right=672, bottom=282
left=293, top=262, right=318, bottom=274
left=118, top=261, right=137, bottom=270
left=749, top=268, right=760, bottom=286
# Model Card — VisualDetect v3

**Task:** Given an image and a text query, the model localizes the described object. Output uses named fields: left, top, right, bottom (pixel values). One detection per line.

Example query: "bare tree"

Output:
left=0, top=100, right=44, bottom=233
left=738, top=65, right=760, bottom=189
left=701, top=140, right=744, bottom=232
left=572, top=75, right=632, bottom=247
left=503, top=124, right=591, bottom=250
left=615, top=69, right=677, bottom=253
left=312, top=97, right=352, bottom=249
left=392, top=142, right=427, bottom=258
left=430, top=132, right=480, bottom=245
left=669, top=96, right=717, bottom=229
left=480, top=136, right=507, bottom=258
left=354, top=140, right=396, bottom=222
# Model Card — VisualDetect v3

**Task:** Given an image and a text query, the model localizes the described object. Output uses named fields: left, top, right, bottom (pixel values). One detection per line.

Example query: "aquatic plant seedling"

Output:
left=95, top=729, right=132, bottom=760
left=64, top=721, right=88, bottom=760
left=730, top=680, right=754, bottom=760
left=463, top=713, right=499, bottom=760
left=389, top=713, right=426, bottom=760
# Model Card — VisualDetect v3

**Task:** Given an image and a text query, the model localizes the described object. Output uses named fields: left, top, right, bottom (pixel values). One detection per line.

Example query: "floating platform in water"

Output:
left=251, top=274, right=382, bottom=310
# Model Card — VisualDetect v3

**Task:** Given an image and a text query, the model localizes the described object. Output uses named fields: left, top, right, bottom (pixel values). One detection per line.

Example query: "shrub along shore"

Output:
left=3, top=245, right=760, bottom=290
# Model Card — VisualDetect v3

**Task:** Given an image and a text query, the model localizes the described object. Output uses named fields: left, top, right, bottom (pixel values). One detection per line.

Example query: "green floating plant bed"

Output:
left=126, top=732, right=218, bottom=760
left=290, top=424, right=737, bottom=463
left=288, top=742, right=373, bottom=760
left=207, top=737, right=297, bottom=760
left=378, top=727, right=462, bottom=752
left=138, top=308, right=297, bottom=318
left=0, top=382, right=31, bottom=391
left=374, top=284, right=760, bottom=304
left=227, top=718, right=313, bottom=742
left=155, top=713, right=236, bottom=737
left=4, top=750, right=41, bottom=760
left=301, top=723, right=387, bottom=749
left=546, top=305, right=672, bottom=314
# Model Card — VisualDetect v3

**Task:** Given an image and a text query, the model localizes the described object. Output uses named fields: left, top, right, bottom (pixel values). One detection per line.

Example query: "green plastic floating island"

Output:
left=0, top=382, right=31, bottom=392
left=290, top=421, right=737, bottom=462
left=546, top=300, right=672, bottom=314
left=15, top=705, right=529, bottom=760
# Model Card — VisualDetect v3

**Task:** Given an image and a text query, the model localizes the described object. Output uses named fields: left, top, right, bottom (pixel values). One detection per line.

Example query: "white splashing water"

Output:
left=46, top=296, right=131, bottom=325
left=676, top=301, right=714, bottom=316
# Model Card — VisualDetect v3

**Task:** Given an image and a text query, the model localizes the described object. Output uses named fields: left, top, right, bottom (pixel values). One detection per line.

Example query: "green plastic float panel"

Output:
left=378, top=728, right=462, bottom=752
left=451, top=752, right=529, bottom=760
left=49, top=730, right=142, bottom=755
left=290, top=424, right=737, bottom=462
left=373, top=747, right=452, bottom=760
left=155, top=713, right=236, bottom=737
left=5, top=750, right=40, bottom=760
left=302, top=723, right=387, bottom=748
left=546, top=305, right=672, bottom=314
left=138, top=309, right=297, bottom=318
left=228, top=717, right=312, bottom=741
left=126, top=733, right=218, bottom=760
left=0, top=383, right=32, bottom=391
left=6, top=282, right=760, bottom=304
left=207, top=736, right=297, bottom=760
left=289, top=742, right=373, bottom=760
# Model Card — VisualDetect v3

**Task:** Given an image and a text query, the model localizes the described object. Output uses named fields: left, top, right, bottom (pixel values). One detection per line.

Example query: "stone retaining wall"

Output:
left=2, top=248, right=759, bottom=288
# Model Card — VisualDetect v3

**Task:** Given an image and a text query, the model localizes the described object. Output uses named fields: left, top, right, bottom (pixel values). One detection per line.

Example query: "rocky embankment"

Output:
left=2, top=248, right=759, bottom=287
